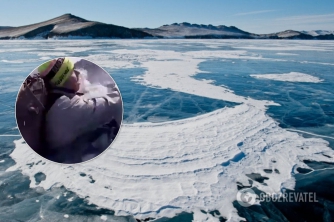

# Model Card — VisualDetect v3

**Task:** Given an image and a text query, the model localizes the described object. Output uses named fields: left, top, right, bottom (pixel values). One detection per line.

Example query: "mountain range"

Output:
left=0, top=14, right=333, bottom=40
left=0, top=14, right=151, bottom=39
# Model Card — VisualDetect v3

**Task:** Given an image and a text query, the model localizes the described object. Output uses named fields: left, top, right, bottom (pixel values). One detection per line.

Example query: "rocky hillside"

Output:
left=0, top=14, right=152, bottom=39
left=135, top=22, right=256, bottom=39
left=137, top=24, right=334, bottom=40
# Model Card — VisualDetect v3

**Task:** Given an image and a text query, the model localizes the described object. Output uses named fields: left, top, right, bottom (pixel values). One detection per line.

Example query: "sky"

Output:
left=0, top=0, right=333, bottom=34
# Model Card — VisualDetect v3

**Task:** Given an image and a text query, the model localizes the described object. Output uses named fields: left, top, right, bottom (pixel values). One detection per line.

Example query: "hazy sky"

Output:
left=1, top=0, right=333, bottom=34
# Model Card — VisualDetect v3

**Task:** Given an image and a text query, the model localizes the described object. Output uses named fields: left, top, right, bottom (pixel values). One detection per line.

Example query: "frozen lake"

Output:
left=0, top=40, right=334, bottom=221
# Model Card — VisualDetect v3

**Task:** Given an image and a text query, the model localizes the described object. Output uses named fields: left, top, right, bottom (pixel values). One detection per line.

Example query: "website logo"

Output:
left=236, top=188, right=256, bottom=207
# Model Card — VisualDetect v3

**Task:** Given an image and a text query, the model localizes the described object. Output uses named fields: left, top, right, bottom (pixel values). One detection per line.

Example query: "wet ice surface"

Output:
left=0, top=40, right=334, bottom=221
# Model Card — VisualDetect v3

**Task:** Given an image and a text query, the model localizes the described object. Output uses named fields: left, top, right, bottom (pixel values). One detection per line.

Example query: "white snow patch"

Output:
left=193, top=208, right=220, bottom=222
left=39, top=56, right=52, bottom=61
left=1, top=59, right=24, bottom=63
left=251, top=72, right=323, bottom=83
left=300, top=61, right=334, bottom=66
left=276, top=53, right=299, bottom=56
left=100, top=215, right=108, bottom=221
left=1, top=58, right=48, bottom=63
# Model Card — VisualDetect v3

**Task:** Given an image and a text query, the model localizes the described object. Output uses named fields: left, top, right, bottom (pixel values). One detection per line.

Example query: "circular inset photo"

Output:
left=15, top=57, right=123, bottom=164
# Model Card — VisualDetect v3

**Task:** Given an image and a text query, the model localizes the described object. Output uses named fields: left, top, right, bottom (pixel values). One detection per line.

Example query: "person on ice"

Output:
left=37, top=57, right=122, bottom=163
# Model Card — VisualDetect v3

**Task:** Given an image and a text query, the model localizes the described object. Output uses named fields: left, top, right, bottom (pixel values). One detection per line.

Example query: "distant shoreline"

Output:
left=1, top=38, right=333, bottom=40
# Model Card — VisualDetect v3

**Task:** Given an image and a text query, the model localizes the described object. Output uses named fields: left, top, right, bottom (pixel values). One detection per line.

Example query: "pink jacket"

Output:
left=45, top=89, right=122, bottom=149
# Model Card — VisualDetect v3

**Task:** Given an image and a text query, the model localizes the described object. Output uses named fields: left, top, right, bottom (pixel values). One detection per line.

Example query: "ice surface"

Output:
left=5, top=40, right=334, bottom=221
left=107, top=49, right=276, bottom=108
left=250, top=72, right=323, bottom=83
left=245, top=45, right=332, bottom=51
left=9, top=104, right=334, bottom=220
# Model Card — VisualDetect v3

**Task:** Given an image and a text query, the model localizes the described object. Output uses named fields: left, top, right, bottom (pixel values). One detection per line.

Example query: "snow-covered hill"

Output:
left=301, top=30, right=334, bottom=36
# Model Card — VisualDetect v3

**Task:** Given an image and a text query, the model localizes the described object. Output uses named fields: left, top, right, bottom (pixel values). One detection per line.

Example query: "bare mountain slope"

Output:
left=135, top=22, right=256, bottom=38
left=0, top=14, right=152, bottom=39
